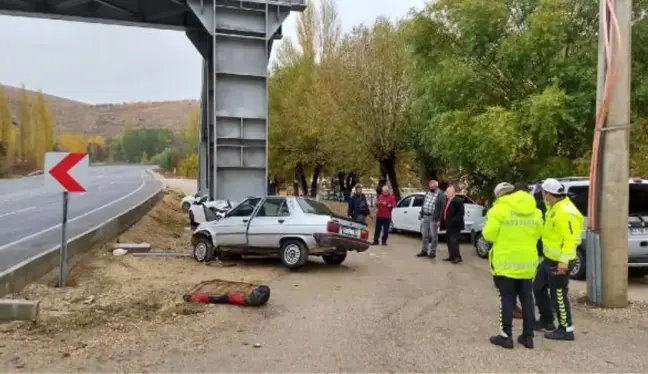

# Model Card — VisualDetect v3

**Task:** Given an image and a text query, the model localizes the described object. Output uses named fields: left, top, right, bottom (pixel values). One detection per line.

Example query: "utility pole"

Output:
left=597, top=0, right=632, bottom=307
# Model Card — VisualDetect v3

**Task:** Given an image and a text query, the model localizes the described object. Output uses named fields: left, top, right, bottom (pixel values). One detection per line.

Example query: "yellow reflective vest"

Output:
left=542, top=197, right=584, bottom=264
left=483, top=191, right=543, bottom=279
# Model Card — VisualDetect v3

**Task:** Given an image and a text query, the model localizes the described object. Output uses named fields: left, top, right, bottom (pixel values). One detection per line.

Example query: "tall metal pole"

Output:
left=598, top=0, right=632, bottom=307
left=58, top=191, right=69, bottom=287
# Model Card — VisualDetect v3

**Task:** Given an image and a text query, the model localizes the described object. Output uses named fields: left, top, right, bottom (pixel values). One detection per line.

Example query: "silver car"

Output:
left=475, top=177, right=648, bottom=280
left=191, top=196, right=371, bottom=269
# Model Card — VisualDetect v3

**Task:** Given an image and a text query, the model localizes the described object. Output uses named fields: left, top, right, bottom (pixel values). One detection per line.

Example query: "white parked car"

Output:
left=188, top=196, right=237, bottom=226
left=191, top=196, right=371, bottom=269
left=390, top=192, right=486, bottom=239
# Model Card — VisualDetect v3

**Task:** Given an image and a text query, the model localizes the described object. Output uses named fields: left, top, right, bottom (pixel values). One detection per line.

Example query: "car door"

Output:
left=246, top=197, right=289, bottom=249
left=391, top=195, right=414, bottom=231
left=409, top=194, right=425, bottom=233
left=461, top=196, right=484, bottom=234
left=214, top=197, right=261, bottom=246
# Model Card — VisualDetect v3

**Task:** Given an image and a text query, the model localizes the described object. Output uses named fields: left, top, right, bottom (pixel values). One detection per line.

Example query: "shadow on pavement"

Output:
left=222, top=255, right=357, bottom=274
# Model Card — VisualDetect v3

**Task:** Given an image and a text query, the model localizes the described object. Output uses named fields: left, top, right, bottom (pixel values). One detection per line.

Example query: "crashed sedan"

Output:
left=191, top=196, right=371, bottom=269
left=188, top=195, right=237, bottom=227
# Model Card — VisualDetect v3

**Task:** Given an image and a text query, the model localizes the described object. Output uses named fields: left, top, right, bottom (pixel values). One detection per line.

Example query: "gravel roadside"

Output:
left=1, top=180, right=647, bottom=372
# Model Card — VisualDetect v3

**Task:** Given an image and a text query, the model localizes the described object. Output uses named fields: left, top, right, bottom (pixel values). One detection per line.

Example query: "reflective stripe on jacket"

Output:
left=542, top=197, right=584, bottom=263
left=483, top=191, right=543, bottom=279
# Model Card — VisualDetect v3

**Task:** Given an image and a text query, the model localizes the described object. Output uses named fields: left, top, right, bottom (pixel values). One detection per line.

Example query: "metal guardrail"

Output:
left=0, top=181, right=163, bottom=297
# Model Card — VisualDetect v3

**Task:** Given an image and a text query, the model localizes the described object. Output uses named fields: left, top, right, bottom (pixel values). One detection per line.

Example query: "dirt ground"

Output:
left=0, top=190, right=285, bottom=372
left=2, top=193, right=648, bottom=372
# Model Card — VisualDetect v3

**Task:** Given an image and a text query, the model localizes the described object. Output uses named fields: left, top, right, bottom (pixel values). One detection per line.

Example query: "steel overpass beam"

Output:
left=187, top=0, right=305, bottom=201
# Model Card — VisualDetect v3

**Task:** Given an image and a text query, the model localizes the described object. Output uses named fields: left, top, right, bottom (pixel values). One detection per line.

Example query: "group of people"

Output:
left=416, top=180, right=466, bottom=263
left=347, top=184, right=397, bottom=245
left=484, top=178, right=583, bottom=349
left=348, top=177, right=584, bottom=350
left=347, top=180, right=467, bottom=263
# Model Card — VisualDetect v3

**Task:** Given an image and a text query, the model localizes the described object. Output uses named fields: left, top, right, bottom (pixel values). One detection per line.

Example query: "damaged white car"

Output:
left=188, top=195, right=237, bottom=227
left=191, top=196, right=371, bottom=269
left=181, top=192, right=204, bottom=211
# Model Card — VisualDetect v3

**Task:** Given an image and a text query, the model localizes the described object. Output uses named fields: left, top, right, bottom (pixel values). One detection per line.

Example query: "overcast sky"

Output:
left=0, top=0, right=425, bottom=104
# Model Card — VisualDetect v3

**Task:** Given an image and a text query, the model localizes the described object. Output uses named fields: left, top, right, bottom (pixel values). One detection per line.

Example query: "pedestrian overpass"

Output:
left=0, top=0, right=306, bottom=200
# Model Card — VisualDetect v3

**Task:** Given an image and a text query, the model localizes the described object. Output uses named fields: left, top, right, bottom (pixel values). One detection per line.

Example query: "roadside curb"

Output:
left=0, top=172, right=163, bottom=320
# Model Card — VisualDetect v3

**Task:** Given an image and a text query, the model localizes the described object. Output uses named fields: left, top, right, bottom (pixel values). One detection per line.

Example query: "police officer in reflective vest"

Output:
left=483, top=182, right=543, bottom=349
left=533, top=178, right=583, bottom=341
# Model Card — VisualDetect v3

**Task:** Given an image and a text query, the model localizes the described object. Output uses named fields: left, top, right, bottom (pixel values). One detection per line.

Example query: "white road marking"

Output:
left=0, top=189, right=47, bottom=203
left=0, top=173, right=148, bottom=252
left=0, top=206, right=36, bottom=219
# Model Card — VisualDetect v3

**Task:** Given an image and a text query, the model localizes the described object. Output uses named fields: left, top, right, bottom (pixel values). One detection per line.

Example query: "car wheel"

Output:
left=322, top=252, right=347, bottom=265
left=475, top=233, right=490, bottom=259
left=279, top=239, right=309, bottom=269
left=193, top=236, right=216, bottom=263
left=182, top=202, right=191, bottom=211
left=569, top=250, right=586, bottom=280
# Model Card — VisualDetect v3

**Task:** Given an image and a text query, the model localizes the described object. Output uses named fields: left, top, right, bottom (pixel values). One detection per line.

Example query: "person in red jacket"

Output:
left=373, top=185, right=397, bottom=245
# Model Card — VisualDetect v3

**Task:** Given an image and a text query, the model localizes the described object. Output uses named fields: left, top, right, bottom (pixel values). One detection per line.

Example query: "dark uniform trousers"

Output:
left=534, top=258, right=573, bottom=328
left=494, top=276, right=535, bottom=337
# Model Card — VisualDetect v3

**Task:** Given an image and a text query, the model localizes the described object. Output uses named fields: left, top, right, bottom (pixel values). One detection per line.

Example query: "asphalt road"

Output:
left=0, top=165, right=162, bottom=273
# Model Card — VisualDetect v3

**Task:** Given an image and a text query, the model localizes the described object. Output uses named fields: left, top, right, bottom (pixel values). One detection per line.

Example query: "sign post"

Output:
left=60, top=191, right=69, bottom=286
left=44, top=152, right=89, bottom=287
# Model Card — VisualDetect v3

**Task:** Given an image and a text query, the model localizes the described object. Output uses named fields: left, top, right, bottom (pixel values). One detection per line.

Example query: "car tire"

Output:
left=279, top=239, right=309, bottom=269
left=322, top=252, right=347, bottom=265
left=569, top=249, right=586, bottom=280
left=182, top=202, right=191, bottom=211
left=475, top=232, right=490, bottom=259
left=193, top=236, right=216, bottom=263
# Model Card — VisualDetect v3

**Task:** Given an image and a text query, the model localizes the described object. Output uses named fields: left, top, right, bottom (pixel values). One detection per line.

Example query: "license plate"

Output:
left=630, top=227, right=648, bottom=236
left=341, top=227, right=359, bottom=237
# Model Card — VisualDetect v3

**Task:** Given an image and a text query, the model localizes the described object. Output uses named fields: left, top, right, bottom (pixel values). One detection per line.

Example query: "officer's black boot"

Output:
left=533, top=319, right=556, bottom=332
left=489, top=334, right=514, bottom=349
left=517, top=334, right=534, bottom=349
left=545, top=327, right=575, bottom=341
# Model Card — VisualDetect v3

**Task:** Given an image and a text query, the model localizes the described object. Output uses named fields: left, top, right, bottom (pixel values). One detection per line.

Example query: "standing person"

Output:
left=373, top=185, right=396, bottom=245
left=347, top=185, right=370, bottom=225
left=483, top=182, right=543, bottom=349
left=512, top=182, right=530, bottom=320
left=441, top=184, right=465, bottom=264
left=533, top=178, right=583, bottom=341
left=417, top=180, right=445, bottom=258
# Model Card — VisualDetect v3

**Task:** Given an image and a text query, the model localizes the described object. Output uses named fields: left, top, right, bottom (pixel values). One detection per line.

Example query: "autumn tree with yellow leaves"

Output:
left=0, top=86, right=55, bottom=177
left=175, top=104, right=200, bottom=178
left=0, top=86, right=15, bottom=177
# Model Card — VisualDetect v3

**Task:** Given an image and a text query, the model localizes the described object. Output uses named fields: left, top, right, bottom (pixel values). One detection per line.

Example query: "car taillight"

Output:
left=633, top=178, right=643, bottom=183
left=360, top=229, right=369, bottom=240
left=327, top=221, right=340, bottom=233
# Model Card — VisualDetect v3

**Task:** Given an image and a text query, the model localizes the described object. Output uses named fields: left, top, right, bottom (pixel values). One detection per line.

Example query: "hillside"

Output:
left=2, top=84, right=198, bottom=137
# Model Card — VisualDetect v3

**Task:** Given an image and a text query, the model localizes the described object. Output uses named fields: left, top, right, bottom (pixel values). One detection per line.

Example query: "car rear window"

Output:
left=629, top=184, right=648, bottom=215
left=297, top=198, right=334, bottom=216
left=566, top=184, right=648, bottom=216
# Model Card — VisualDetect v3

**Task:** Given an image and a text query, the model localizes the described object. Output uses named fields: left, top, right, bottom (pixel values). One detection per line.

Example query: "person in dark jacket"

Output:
left=441, top=184, right=465, bottom=264
left=347, top=185, right=370, bottom=224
